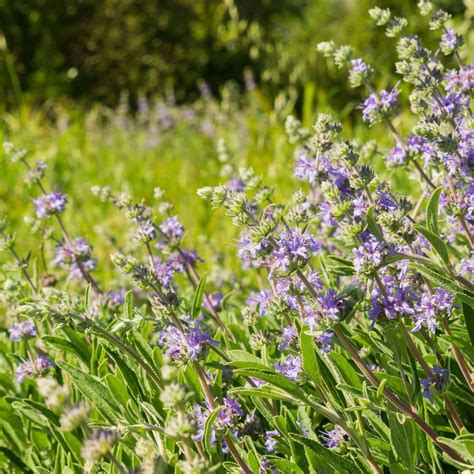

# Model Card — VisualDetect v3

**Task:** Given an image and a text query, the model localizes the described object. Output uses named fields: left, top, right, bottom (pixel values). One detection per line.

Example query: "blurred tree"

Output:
left=0, top=0, right=467, bottom=108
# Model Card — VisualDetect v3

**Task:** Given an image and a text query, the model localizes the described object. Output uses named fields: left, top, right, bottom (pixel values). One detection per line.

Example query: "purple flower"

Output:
left=264, top=430, right=279, bottom=452
left=352, top=194, right=368, bottom=218
left=294, top=151, right=318, bottom=185
left=387, top=144, right=407, bottom=165
left=274, top=355, right=301, bottom=381
left=279, top=326, right=297, bottom=350
left=218, top=397, right=243, bottom=427
left=9, top=320, right=37, bottom=340
left=317, top=289, right=344, bottom=322
left=353, top=238, right=385, bottom=274
left=440, top=28, right=461, bottom=55
left=159, top=216, right=184, bottom=241
left=445, top=66, right=474, bottom=93
left=34, top=191, right=67, bottom=218
left=103, top=289, right=126, bottom=309
left=53, top=237, right=97, bottom=280
left=158, top=318, right=218, bottom=361
left=351, top=58, right=368, bottom=74
left=412, top=288, right=454, bottom=334
left=247, top=290, right=272, bottom=317
left=361, top=89, right=399, bottom=125
left=320, top=426, right=348, bottom=448
left=15, top=354, right=53, bottom=384
left=204, top=292, right=224, bottom=312
left=421, top=366, right=449, bottom=403
left=273, top=228, right=320, bottom=272
left=317, top=331, right=334, bottom=354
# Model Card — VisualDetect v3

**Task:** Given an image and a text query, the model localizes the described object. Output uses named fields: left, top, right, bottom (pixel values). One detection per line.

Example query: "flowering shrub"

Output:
left=1, top=3, right=474, bottom=473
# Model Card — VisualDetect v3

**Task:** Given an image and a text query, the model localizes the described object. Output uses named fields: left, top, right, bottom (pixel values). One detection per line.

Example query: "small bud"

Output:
left=60, top=401, right=90, bottom=431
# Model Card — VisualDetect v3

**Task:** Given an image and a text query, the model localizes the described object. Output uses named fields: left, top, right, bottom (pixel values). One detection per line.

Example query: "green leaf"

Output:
left=426, top=187, right=443, bottom=234
left=42, top=336, right=89, bottom=365
left=203, top=407, right=222, bottom=455
left=388, top=415, right=419, bottom=470
left=192, top=274, right=207, bottom=318
left=290, top=433, right=364, bottom=473
left=0, top=447, right=34, bottom=473
left=58, top=362, right=120, bottom=423
left=328, top=352, right=362, bottom=389
left=462, top=302, right=474, bottom=349
left=300, top=328, right=322, bottom=387
left=409, top=262, right=474, bottom=306
left=366, top=206, right=384, bottom=241
left=414, top=225, right=450, bottom=267
left=437, top=436, right=474, bottom=467
left=234, top=369, right=307, bottom=401
left=123, top=290, right=134, bottom=319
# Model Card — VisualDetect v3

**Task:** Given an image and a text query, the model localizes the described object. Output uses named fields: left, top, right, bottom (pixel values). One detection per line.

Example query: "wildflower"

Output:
left=15, top=354, right=53, bottom=384
left=387, top=144, right=407, bottom=165
left=53, top=237, right=97, bottom=279
left=412, top=287, right=454, bottom=334
left=320, top=426, right=349, bottom=448
left=317, top=331, right=334, bottom=354
left=317, top=289, right=344, bottom=322
left=353, top=238, right=385, bottom=275
left=158, top=318, right=218, bottom=361
left=33, top=191, right=67, bottom=218
left=160, top=383, right=190, bottom=408
left=133, top=219, right=156, bottom=244
left=264, top=430, right=279, bottom=452
left=349, top=58, right=373, bottom=87
left=420, top=366, right=449, bottom=403
left=81, top=430, right=118, bottom=472
left=279, top=326, right=298, bottom=350
left=361, top=89, right=399, bottom=125
left=218, top=397, right=243, bottom=428
left=9, top=320, right=37, bottom=340
left=273, top=228, right=320, bottom=273
left=440, top=28, right=462, bottom=55
left=60, top=402, right=90, bottom=431
left=203, top=292, right=224, bottom=312
left=103, top=289, right=126, bottom=308
left=274, top=355, right=301, bottom=381
left=164, top=412, right=197, bottom=439
left=160, top=215, right=184, bottom=241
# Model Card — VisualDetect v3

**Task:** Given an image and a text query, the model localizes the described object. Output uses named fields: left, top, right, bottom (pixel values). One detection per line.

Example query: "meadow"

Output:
left=0, top=2, right=473, bottom=474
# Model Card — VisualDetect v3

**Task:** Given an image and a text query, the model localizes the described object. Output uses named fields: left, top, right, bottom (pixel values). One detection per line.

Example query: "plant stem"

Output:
left=332, top=325, right=463, bottom=463
left=194, top=362, right=252, bottom=474
left=441, top=319, right=474, bottom=392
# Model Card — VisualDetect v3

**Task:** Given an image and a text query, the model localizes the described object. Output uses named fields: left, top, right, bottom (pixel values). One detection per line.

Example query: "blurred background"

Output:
left=0, top=0, right=470, bottom=108
left=0, top=0, right=471, bottom=277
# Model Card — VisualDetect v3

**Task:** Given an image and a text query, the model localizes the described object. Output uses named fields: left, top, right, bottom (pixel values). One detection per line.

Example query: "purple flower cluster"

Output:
left=353, top=238, right=385, bottom=275
left=361, top=89, right=399, bottom=125
left=421, top=366, right=449, bottom=403
left=158, top=317, right=218, bottom=361
left=412, top=287, right=454, bottom=334
left=103, top=289, right=126, bottom=308
left=264, top=430, right=279, bottom=452
left=9, top=320, right=37, bottom=340
left=274, top=355, right=301, bottom=381
left=320, top=426, right=349, bottom=448
left=273, top=228, right=320, bottom=273
left=34, top=191, right=67, bottom=219
left=159, top=216, right=184, bottom=241
left=218, top=397, right=243, bottom=427
left=15, top=355, right=52, bottom=384
left=53, top=237, right=97, bottom=279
